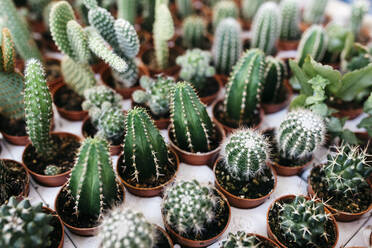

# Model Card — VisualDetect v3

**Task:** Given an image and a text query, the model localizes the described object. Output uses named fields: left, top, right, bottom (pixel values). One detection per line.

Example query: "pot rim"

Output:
left=271, top=155, right=314, bottom=171
left=0, top=158, right=30, bottom=200
left=43, top=206, right=65, bottom=248
left=52, top=83, right=88, bottom=115
left=245, top=233, right=280, bottom=247
left=262, top=80, right=293, bottom=112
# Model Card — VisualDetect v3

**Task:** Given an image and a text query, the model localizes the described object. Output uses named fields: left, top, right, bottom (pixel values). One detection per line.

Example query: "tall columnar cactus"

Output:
left=221, top=232, right=268, bottom=248
left=176, top=49, right=215, bottom=92
left=242, top=0, right=264, bottom=21
left=182, top=16, right=207, bottom=49
left=99, top=208, right=156, bottom=248
left=0, top=197, right=53, bottom=248
left=277, top=109, right=326, bottom=160
left=122, top=107, right=169, bottom=183
left=223, top=49, right=266, bottom=125
left=82, top=85, right=123, bottom=114
left=279, top=0, right=301, bottom=41
left=212, top=18, right=242, bottom=74
left=117, top=0, right=136, bottom=24
left=176, top=0, right=193, bottom=18
left=170, top=82, right=215, bottom=153
left=350, top=0, right=369, bottom=36
left=162, top=180, right=220, bottom=235
left=303, top=0, right=329, bottom=25
left=297, top=25, right=328, bottom=67
left=24, top=59, right=54, bottom=158
left=69, top=137, right=119, bottom=218
left=212, top=0, right=239, bottom=29
left=262, top=56, right=287, bottom=103
left=251, top=2, right=281, bottom=55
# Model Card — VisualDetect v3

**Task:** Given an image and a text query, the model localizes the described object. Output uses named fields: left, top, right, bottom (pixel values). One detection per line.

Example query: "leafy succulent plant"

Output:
left=341, top=33, right=372, bottom=72
left=176, top=0, right=193, bottom=18
left=279, top=0, right=301, bottom=41
left=182, top=16, right=207, bottom=49
left=117, top=0, right=137, bottom=24
left=303, top=0, right=329, bottom=25
left=350, top=0, right=369, bottom=37
left=212, top=0, right=239, bottom=29
left=242, top=0, right=264, bottom=22
left=262, top=56, right=287, bottom=104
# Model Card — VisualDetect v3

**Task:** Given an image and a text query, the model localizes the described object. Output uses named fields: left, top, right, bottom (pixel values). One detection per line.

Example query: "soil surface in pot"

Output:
left=47, top=211, right=63, bottom=248
left=0, top=115, right=27, bottom=136
left=215, top=160, right=275, bottom=199
left=82, top=118, right=123, bottom=146
left=154, top=227, right=172, bottom=248
left=132, top=102, right=170, bottom=121
left=262, top=85, right=288, bottom=105
left=45, top=58, right=61, bottom=83
left=310, top=166, right=372, bottom=213
left=142, top=48, right=180, bottom=72
left=0, top=160, right=28, bottom=205
left=195, top=77, right=219, bottom=98
left=54, top=85, right=84, bottom=111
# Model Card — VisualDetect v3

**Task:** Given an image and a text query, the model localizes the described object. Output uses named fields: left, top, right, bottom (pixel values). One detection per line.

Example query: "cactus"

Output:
left=99, top=208, right=156, bottom=248
left=280, top=0, right=301, bottom=41
left=250, top=2, right=281, bottom=55
left=221, top=232, right=272, bottom=248
left=28, top=0, right=52, bottom=20
left=82, top=85, right=123, bottom=114
left=170, top=82, right=215, bottom=153
left=117, top=0, right=137, bottom=24
left=262, top=56, right=287, bottom=104
left=182, top=16, right=207, bottom=49
left=176, top=49, right=215, bottom=92
left=95, top=106, right=125, bottom=141
left=212, top=18, right=242, bottom=74
left=121, top=107, right=169, bottom=183
left=0, top=197, right=53, bottom=248
left=303, top=0, right=329, bottom=25
left=212, top=0, right=239, bottom=29
left=242, top=0, right=264, bottom=21
left=44, top=165, right=61, bottom=176
left=277, top=109, right=326, bottom=160
left=69, top=137, right=119, bottom=218
left=297, top=25, right=328, bottom=67
left=223, top=49, right=266, bottom=126
left=350, top=0, right=369, bottom=37
left=176, top=0, right=193, bottom=18
left=141, top=0, right=155, bottom=31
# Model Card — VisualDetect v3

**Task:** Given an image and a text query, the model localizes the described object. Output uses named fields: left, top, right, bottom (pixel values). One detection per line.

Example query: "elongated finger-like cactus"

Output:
left=176, top=0, right=193, bottom=18
left=280, top=0, right=301, bottom=41
left=262, top=56, right=287, bottom=103
left=182, top=16, right=207, bottom=49
left=303, top=0, right=329, bottom=25
left=350, top=0, right=369, bottom=36
left=212, top=0, right=239, bottom=29
left=242, top=0, right=264, bottom=21
left=117, top=0, right=137, bottom=24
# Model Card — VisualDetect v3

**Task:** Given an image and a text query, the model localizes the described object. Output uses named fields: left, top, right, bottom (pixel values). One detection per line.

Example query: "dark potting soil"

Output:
left=0, top=160, right=28, bottom=205
left=154, top=226, right=172, bottom=248
left=0, top=115, right=27, bottom=136
left=54, top=85, right=84, bottom=111
left=45, top=58, right=62, bottom=83
left=82, top=117, right=124, bottom=146
left=198, top=76, right=219, bottom=98
left=45, top=210, right=63, bottom=248
left=23, top=134, right=80, bottom=175
left=132, top=101, right=170, bottom=121
left=215, top=160, right=275, bottom=199
left=268, top=197, right=337, bottom=248
left=310, top=166, right=372, bottom=213
left=141, top=48, right=180, bottom=75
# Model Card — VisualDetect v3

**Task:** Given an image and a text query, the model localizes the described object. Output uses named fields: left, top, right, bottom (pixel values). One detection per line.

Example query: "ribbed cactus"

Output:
left=251, top=2, right=281, bottom=55
left=277, top=109, right=326, bottom=160
left=212, top=18, right=242, bottom=74
left=44, top=165, right=61, bottom=176
left=0, top=197, right=53, bottom=248
left=82, top=85, right=123, bottom=114
left=117, top=0, right=137, bottom=24
left=212, top=0, right=239, bottom=29
left=303, top=0, right=329, bottom=25
left=262, top=56, right=287, bottom=104
left=182, top=16, right=207, bottom=49
left=69, top=137, right=119, bottom=218
left=95, top=106, right=125, bottom=141
left=297, top=25, right=328, bottom=67
left=176, top=49, right=215, bottom=92
left=223, top=49, right=265, bottom=126
left=350, top=0, right=369, bottom=36
left=99, top=208, right=156, bottom=248
left=141, top=0, right=155, bottom=31
left=176, top=0, right=193, bottom=18
left=170, top=82, right=215, bottom=153
left=221, top=232, right=273, bottom=248
left=162, top=180, right=220, bottom=235
left=242, top=0, right=264, bottom=21
left=280, top=0, right=301, bottom=41
left=24, top=59, right=54, bottom=158
left=121, top=107, right=169, bottom=183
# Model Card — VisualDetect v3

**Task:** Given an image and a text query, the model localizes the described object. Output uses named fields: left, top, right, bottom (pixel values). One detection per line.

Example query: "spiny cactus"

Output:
left=297, top=25, right=328, bottom=67
left=242, top=0, right=264, bottom=21
left=176, top=49, right=215, bottom=92
left=82, top=85, right=123, bottom=114
left=350, top=0, right=369, bottom=37
left=69, top=137, right=119, bottom=218
left=117, top=0, right=137, bottom=24
left=176, top=0, right=193, bottom=18
left=99, top=208, right=156, bottom=248
left=221, top=232, right=272, bottom=248
left=250, top=2, right=281, bottom=55
left=0, top=197, right=53, bottom=248
left=212, top=0, right=239, bottom=29
left=182, top=16, right=207, bottom=49
left=170, top=82, right=215, bottom=153
left=44, top=165, right=61, bottom=176
left=95, top=106, right=125, bottom=141
left=28, top=0, right=53, bottom=20
left=280, top=0, right=301, bottom=41
left=277, top=109, right=326, bottom=160
left=212, top=18, right=242, bottom=74
left=262, top=56, right=287, bottom=104
left=141, top=0, right=155, bottom=31
left=303, top=0, right=329, bottom=25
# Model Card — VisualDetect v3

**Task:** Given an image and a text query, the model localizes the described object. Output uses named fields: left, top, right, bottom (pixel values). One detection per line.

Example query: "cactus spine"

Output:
left=117, top=0, right=137, bottom=24
left=212, top=0, right=239, bottom=29
left=262, top=56, right=287, bottom=104
left=221, top=232, right=271, bottom=248
left=303, top=0, right=329, bottom=25
left=350, top=0, right=369, bottom=36
left=176, top=0, right=193, bottom=18
left=182, top=16, right=207, bottom=49
left=280, top=0, right=301, bottom=41
left=95, top=106, right=125, bottom=141
left=242, top=0, right=264, bottom=21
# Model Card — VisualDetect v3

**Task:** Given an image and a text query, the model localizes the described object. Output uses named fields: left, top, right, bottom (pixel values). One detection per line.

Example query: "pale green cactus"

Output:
left=176, top=0, right=193, bottom=18
left=44, top=165, right=61, bottom=176
left=117, top=0, right=137, bottom=24
left=182, top=16, right=207, bottom=49
left=212, top=0, right=239, bottom=29
left=350, top=0, right=369, bottom=36
left=242, top=0, right=264, bottom=21
left=303, top=0, right=329, bottom=25
left=280, top=0, right=301, bottom=41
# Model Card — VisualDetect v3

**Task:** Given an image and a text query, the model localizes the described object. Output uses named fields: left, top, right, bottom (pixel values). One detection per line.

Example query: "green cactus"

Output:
left=28, top=0, right=53, bottom=20
left=176, top=0, right=193, bottom=18
left=212, top=18, right=242, bottom=74
left=117, top=0, right=137, bottom=24
left=251, top=2, right=281, bottom=55
left=212, top=0, right=239, bottom=29
left=182, top=16, right=207, bottom=49
left=141, top=0, right=155, bottom=31
left=95, top=106, right=125, bottom=141
left=280, top=0, right=301, bottom=41
left=170, top=82, right=215, bottom=153
left=82, top=85, right=123, bottom=114
left=303, top=0, right=329, bottom=25
left=176, top=49, right=215, bottom=92
left=350, top=0, right=369, bottom=37
left=242, top=0, right=264, bottom=21
left=44, top=165, right=61, bottom=176
left=0, top=197, right=53, bottom=248
left=324, top=23, right=349, bottom=63
left=221, top=232, right=277, bottom=248
left=262, top=56, right=287, bottom=104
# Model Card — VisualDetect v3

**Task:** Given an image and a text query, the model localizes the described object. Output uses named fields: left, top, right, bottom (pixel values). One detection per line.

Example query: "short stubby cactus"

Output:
left=176, top=49, right=216, bottom=92
left=212, top=0, right=239, bottom=29
left=303, top=0, right=329, bottom=25
left=82, top=85, right=123, bottom=113
left=262, top=56, right=287, bottom=104
left=297, top=25, right=328, bottom=67
left=277, top=109, right=326, bottom=160
left=279, top=0, right=301, bottom=41
left=170, top=82, right=215, bottom=153
left=350, top=0, right=369, bottom=36
left=95, top=106, right=125, bottom=141
left=242, top=0, right=264, bottom=21
left=99, top=207, right=156, bottom=248
left=182, top=16, right=207, bottom=49
left=176, top=0, right=193, bottom=18
left=69, top=137, right=119, bottom=218
left=44, top=165, right=62, bottom=176
left=0, top=197, right=53, bottom=248
left=213, top=18, right=242, bottom=75
left=251, top=2, right=281, bottom=55
left=221, top=232, right=276, bottom=248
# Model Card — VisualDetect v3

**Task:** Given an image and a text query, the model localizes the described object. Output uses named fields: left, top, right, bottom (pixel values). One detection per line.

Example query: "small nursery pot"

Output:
left=270, top=156, right=314, bottom=177
left=331, top=105, right=363, bottom=121
left=1, top=130, right=29, bottom=146
left=277, top=40, right=300, bottom=51
left=167, top=122, right=226, bottom=167
left=43, top=207, right=65, bottom=248
left=262, top=81, right=293, bottom=114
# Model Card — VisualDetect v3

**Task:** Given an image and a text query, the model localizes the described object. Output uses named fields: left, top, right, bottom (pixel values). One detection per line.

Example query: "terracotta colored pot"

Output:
left=213, top=159, right=277, bottom=209
left=130, top=101, right=170, bottom=130
left=43, top=207, right=64, bottom=248
left=1, top=131, right=29, bottom=146
left=277, top=40, right=300, bottom=51
left=168, top=122, right=226, bottom=167
left=331, top=105, right=363, bottom=121
left=267, top=194, right=339, bottom=248
left=271, top=156, right=314, bottom=177
left=262, top=81, right=293, bottom=114
left=156, top=225, right=174, bottom=247
left=246, top=233, right=280, bottom=247
left=22, top=132, right=81, bottom=187
left=200, top=75, right=222, bottom=106
left=215, top=74, right=229, bottom=86
left=1, top=159, right=30, bottom=201
left=43, top=55, right=63, bottom=93
left=116, top=149, right=179, bottom=197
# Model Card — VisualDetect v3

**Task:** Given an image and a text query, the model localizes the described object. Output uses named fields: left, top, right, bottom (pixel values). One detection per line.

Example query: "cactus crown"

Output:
left=242, top=0, right=264, bottom=21
left=162, top=180, right=220, bottom=235
left=262, top=56, right=287, bottom=104
left=221, top=232, right=269, bottom=248
left=212, top=0, right=239, bottom=29
left=82, top=85, right=123, bottom=116
left=182, top=16, right=207, bottom=49
left=277, top=109, right=326, bottom=160
left=303, top=0, right=329, bottom=25
left=0, top=197, right=53, bottom=248
left=350, top=0, right=369, bottom=36
left=280, top=0, right=301, bottom=41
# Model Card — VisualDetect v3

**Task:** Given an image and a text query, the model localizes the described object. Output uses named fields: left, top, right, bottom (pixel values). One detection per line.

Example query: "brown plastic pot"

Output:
left=271, top=156, right=314, bottom=177
left=167, top=121, right=226, bottom=167
left=22, top=132, right=81, bottom=187
left=331, top=105, right=363, bottom=121
left=262, top=81, right=293, bottom=114
left=1, top=131, right=29, bottom=146
left=1, top=159, right=30, bottom=201
left=156, top=225, right=174, bottom=247
left=277, top=40, right=300, bottom=51
left=215, top=74, right=229, bottom=86
left=43, top=207, right=64, bottom=248
left=116, top=149, right=179, bottom=197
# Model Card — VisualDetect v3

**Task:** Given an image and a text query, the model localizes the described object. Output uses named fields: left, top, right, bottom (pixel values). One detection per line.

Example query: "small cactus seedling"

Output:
left=303, top=0, right=329, bottom=25
left=242, top=0, right=264, bottom=21
left=82, top=85, right=123, bottom=116
left=350, top=0, right=369, bottom=37
left=262, top=56, right=287, bottom=104
left=212, top=0, right=239, bottom=29
left=221, top=232, right=273, bottom=248
left=0, top=197, right=53, bottom=248
left=44, top=165, right=61, bottom=176
left=182, top=16, right=207, bottom=49
left=176, top=0, right=193, bottom=18
left=280, top=0, right=301, bottom=41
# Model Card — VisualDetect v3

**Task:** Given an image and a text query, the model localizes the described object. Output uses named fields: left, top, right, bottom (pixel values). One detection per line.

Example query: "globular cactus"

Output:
left=44, top=165, right=61, bottom=176
left=170, top=82, right=215, bottom=153
left=212, top=18, right=242, bottom=74
left=117, top=0, right=137, bottom=24
left=162, top=180, right=220, bottom=235
left=262, top=56, right=287, bottom=104
left=350, top=0, right=369, bottom=37
left=99, top=208, right=156, bottom=248
left=277, top=109, right=326, bottom=160
left=176, top=0, right=193, bottom=18
left=69, top=137, right=119, bottom=218
left=242, top=0, right=264, bottom=21
left=94, top=106, right=125, bottom=141
left=212, top=0, right=239, bottom=29
left=0, top=197, right=53, bottom=248
left=297, top=25, right=328, bottom=67
left=121, top=107, right=169, bottom=183
left=303, top=0, right=329, bottom=25
left=176, top=49, right=215, bottom=92
left=279, top=0, right=301, bottom=41
left=250, top=2, right=281, bottom=55
left=82, top=85, right=123, bottom=113
left=182, top=16, right=207, bottom=49
left=221, top=232, right=269, bottom=248
left=223, top=49, right=266, bottom=126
